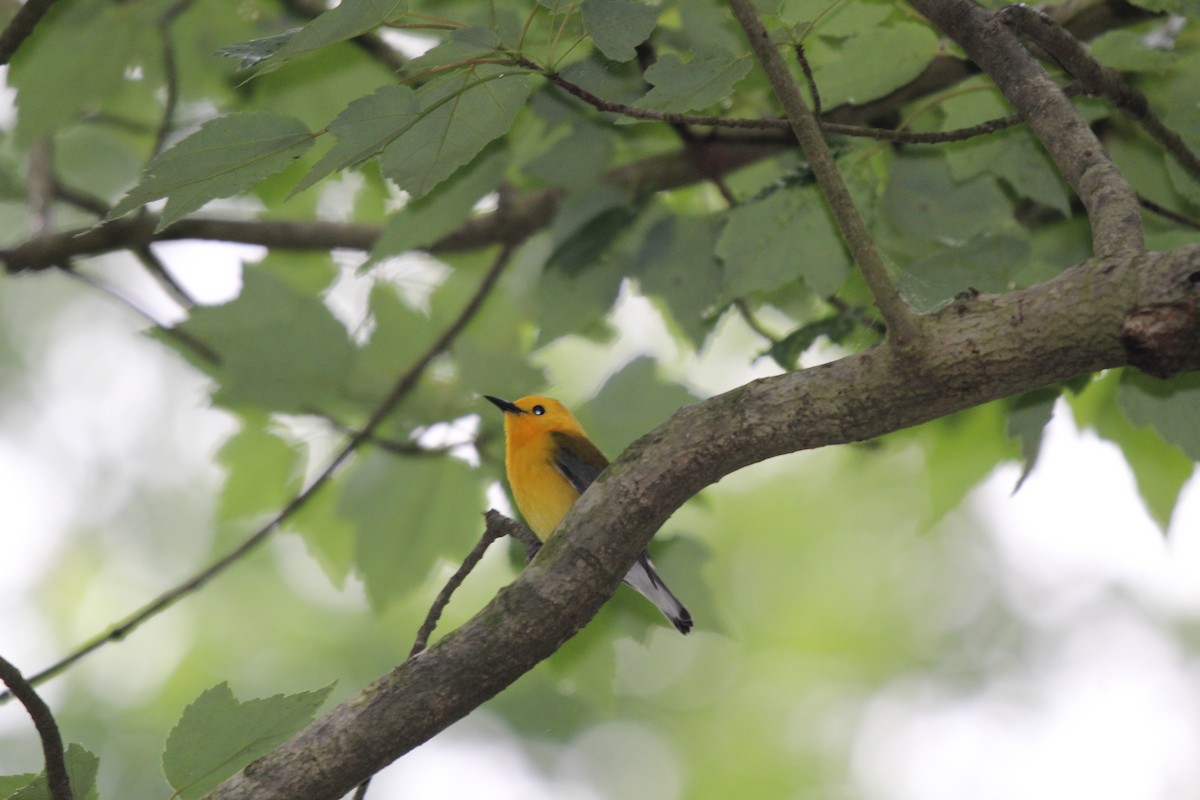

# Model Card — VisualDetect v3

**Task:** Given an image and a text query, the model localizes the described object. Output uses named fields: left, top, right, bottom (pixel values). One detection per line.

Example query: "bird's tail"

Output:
left=624, top=552, right=693, bottom=634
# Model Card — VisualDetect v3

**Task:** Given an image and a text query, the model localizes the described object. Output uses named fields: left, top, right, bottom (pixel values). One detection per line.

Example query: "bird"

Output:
left=484, top=394, right=693, bottom=634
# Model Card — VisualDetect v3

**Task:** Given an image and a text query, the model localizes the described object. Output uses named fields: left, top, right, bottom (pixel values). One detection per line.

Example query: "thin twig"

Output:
left=0, top=654, right=73, bottom=800
left=152, top=0, right=194, bottom=157
left=408, top=518, right=505, bottom=657
left=0, top=242, right=515, bottom=703
left=58, top=268, right=219, bottom=364
left=0, top=0, right=58, bottom=65
left=1140, top=196, right=1200, bottom=231
left=734, top=298, right=780, bottom=344
left=794, top=44, right=821, bottom=120
left=729, top=0, right=922, bottom=348
left=134, top=245, right=197, bottom=308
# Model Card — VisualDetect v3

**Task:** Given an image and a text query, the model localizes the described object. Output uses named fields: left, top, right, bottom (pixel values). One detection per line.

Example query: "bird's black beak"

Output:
left=484, top=395, right=524, bottom=414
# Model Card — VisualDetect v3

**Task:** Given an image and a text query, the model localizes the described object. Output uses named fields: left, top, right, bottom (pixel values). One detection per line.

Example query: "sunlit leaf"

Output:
left=164, top=266, right=356, bottom=414
left=217, top=412, right=303, bottom=523
left=163, top=683, right=333, bottom=800
left=339, top=453, right=484, bottom=611
left=9, top=744, right=99, bottom=800
left=1070, top=371, right=1195, bottom=531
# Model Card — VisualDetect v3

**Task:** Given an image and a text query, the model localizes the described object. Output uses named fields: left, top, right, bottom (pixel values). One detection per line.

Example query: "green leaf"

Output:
left=380, top=67, right=532, bottom=200
left=270, top=0, right=409, bottom=64
left=767, top=314, right=857, bottom=370
left=163, top=682, right=333, bottom=800
left=166, top=266, right=356, bottom=414
left=581, top=0, right=660, bottom=62
left=110, top=112, right=313, bottom=230
left=347, top=285, right=433, bottom=403
left=1069, top=371, right=1196, bottom=531
left=294, top=85, right=420, bottom=195
left=524, top=124, right=614, bottom=190
left=578, top=357, right=698, bottom=455
left=1118, top=371, right=1200, bottom=462
left=547, top=196, right=653, bottom=276
left=9, top=744, right=99, bottom=800
left=369, top=145, right=508, bottom=262
left=1124, top=0, right=1200, bottom=15
left=632, top=215, right=724, bottom=348
left=717, top=182, right=852, bottom=299
left=402, top=26, right=502, bottom=76
left=940, top=80, right=1071, bottom=215
left=917, top=402, right=1015, bottom=529
left=287, top=481, right=356, bottom=587
left=1088, top=29, right=1177, bottom=72
left=900, top=231, right=1030, bottom=311
left=216, top=413, right=303, bottom=523
left=635, top=48, right=752, bottom=113
left=339, top=452, right=484, bottom=611
left=0, top=775, right=37, bottom=797
left=1006, top=388, right=1059, bottom=491
left=809, top=23, right=940, bottom=108
left=8, top=0, right=156, bottom=143
left=217, top=29, right=302, bottom=69
left=881, top=152, right=1012, bottom=243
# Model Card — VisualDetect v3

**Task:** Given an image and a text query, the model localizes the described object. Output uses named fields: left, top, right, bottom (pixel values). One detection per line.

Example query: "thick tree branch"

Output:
left=207, top=243, right=1200, bottom=800
left=0, top=654, right=72, bottom=800
left=908, top=0, right=1143, bottom=259
left=729, top=0, right=922, bottom=349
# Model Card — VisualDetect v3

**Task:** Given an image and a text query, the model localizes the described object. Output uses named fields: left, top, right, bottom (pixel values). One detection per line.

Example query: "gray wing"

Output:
left=549, top=430, right=608, bottom=495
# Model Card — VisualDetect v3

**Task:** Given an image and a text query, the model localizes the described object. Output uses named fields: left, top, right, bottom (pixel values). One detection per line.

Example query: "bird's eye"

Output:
left=532, top=404, right=545, bottom=416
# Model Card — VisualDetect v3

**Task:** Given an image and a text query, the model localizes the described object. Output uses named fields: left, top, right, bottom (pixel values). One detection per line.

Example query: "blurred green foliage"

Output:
left=0, top=0, right=1198, bottom=797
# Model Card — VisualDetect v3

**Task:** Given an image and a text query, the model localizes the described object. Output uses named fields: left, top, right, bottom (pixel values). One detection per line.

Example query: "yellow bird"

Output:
left=485, top=394, right=693, bottom=634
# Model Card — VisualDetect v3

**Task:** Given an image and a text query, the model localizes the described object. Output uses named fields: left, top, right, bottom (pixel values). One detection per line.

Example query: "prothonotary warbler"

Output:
left=485, top=394, right=693, bottom=634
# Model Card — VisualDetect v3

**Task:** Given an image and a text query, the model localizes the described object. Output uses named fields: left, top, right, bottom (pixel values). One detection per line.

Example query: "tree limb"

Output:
left=729, top=0, right=923, bottom=349
left=0, top=654, right=72, bottom=800
left=908, top=0, right=1144, bottom=259
left=206, top=243, right=1200, bottom=800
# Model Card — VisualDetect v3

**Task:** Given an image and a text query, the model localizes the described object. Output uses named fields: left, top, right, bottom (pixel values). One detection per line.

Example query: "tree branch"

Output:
left=206, top=241, right=1200, bottom=800
left=729, top=0, right=922, bottom=349
left=0, top=0, right=58, bottom=65
left=999, top=4, right=1200, bottom=184
left=908, top=0, right=1144, bottom=259
left=0, top=242, right=514, bottom=702
left=0, top=654, right=72, bottom=800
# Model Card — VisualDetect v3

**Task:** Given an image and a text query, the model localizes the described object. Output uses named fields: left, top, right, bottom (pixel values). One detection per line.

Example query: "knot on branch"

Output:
left=1121, top=301, right=1200, bottom=379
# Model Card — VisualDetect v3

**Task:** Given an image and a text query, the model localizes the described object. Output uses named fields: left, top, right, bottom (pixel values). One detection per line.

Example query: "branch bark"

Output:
left=207, top=243, right=1200, bottom=800
left=907, top=0, right=1144, bottom=258
left=729, top=0, right=922, bottom=349
left=0, top=654, right=72, bottom=800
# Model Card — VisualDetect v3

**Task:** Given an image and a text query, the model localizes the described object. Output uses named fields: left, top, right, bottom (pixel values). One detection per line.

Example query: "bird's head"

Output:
left=484, top=394, right=585, bottom=447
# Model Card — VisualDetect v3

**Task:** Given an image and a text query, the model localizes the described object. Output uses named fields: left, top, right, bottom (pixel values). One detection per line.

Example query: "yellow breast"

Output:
left=506, top=437, right=581, bottom=540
